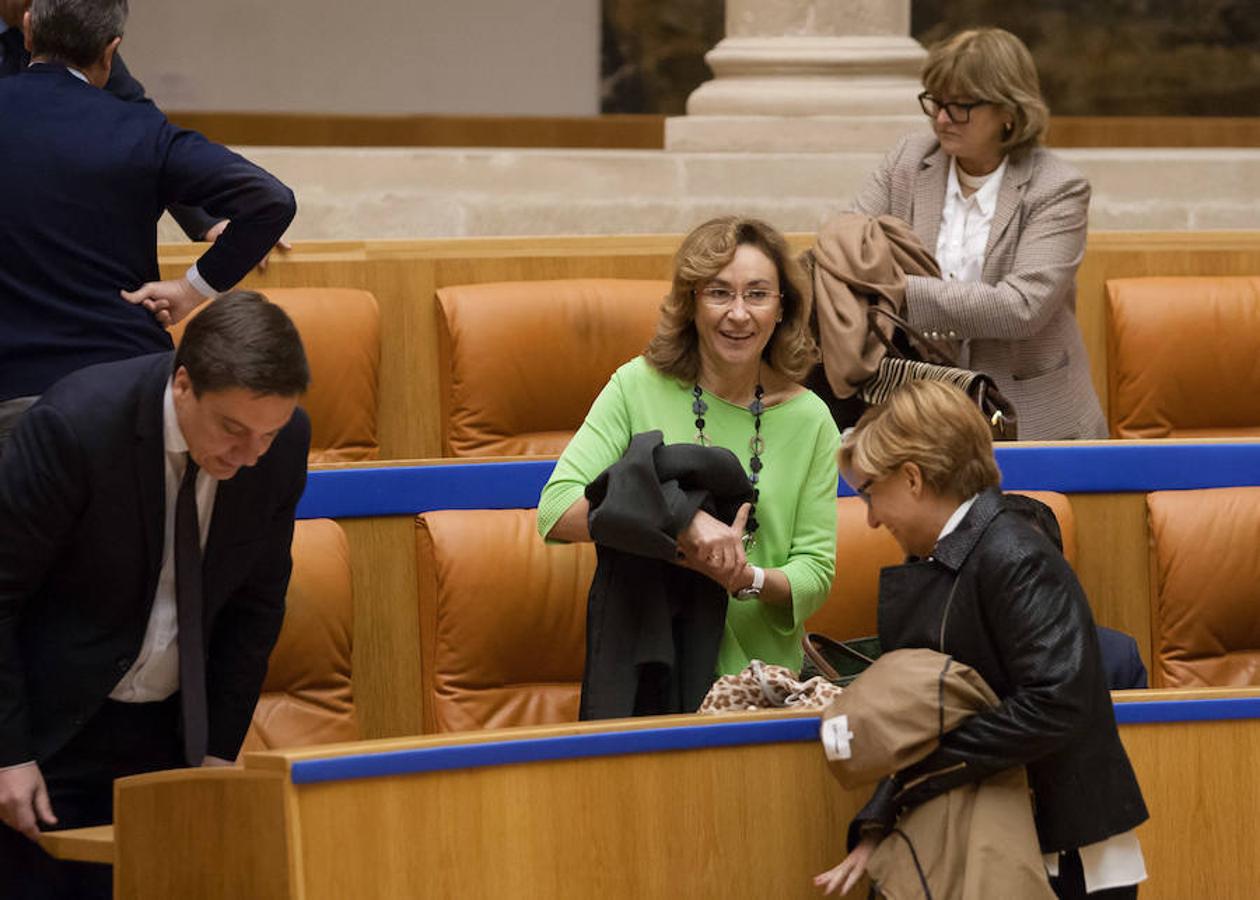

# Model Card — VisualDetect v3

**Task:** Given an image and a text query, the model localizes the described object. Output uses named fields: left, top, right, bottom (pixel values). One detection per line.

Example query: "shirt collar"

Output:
left=25, top=60, right=91, bottom=83
left=162, top=379, right=190, bottom=456
left=936, top=494, right=980, bottom=544
left=946, top=156, right=1007, bottom=217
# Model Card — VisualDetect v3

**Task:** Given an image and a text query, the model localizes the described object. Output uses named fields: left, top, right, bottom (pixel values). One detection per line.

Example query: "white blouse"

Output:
left=935, top=156, right=1007, bottom=285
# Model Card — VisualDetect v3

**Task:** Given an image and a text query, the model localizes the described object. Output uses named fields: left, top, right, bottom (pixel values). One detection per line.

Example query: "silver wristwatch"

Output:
left=735, top=565, right=765, bottom=600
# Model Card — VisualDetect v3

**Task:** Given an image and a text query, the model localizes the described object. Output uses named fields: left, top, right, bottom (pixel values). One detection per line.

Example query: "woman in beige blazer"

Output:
left=853, top=29, right=1107, bottom=440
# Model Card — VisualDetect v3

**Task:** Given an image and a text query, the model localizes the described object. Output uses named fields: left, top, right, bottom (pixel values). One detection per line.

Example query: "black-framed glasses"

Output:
left=918, top=91, right=991, bottom=124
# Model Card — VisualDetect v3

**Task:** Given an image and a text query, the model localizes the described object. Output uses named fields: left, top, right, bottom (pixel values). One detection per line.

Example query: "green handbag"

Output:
left=799, top=632, right=883, bottom=687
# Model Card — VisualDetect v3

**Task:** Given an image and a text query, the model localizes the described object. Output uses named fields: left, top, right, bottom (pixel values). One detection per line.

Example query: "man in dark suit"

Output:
left=0, top=0, right=272, bottom=243
left=0, top=0, right=297, bottom=444
left=0, top=291, right=311, bottom=900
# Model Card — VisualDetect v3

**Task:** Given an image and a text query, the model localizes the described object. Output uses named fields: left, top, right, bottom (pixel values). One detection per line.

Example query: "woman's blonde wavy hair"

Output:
left=921, top=28, right=1050, bottom=157
left=643, top=216, right=818, bottom=383
left=839, top=381, right=1001, bottom=500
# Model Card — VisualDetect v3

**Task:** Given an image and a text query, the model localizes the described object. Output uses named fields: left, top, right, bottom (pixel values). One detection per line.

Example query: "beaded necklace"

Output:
left=691, top=381, right=764, bottom=548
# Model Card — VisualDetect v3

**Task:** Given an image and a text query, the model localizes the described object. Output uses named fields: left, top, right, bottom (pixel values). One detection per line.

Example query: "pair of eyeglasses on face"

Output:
left=698, top=286, right=782, bottom=307
left=918, top=91, right=991, bottom=124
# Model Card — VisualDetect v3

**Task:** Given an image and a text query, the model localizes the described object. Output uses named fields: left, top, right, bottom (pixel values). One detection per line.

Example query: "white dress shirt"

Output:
left=935, top=156, right=1007, bottom=286
left=109, top=380, right=218, bottom=702
left=938, top=496, right=1146, bottom=893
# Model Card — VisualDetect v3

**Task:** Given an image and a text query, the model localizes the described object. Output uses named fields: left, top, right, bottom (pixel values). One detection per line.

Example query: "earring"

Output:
left=1002, top=121, right=1014, bottom=138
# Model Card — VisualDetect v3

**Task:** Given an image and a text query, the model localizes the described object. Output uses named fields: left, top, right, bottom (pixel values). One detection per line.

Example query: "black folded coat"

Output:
left=579, top=431, right=754, bottom=720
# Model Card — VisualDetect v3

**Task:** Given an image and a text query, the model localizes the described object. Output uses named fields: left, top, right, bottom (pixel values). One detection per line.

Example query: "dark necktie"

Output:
left=0, top=27, right=26, bottom=77
left=175, top=456, right=208, bottom=766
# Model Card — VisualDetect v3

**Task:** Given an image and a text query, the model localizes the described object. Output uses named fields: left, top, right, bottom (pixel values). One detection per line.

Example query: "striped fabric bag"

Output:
left=861, top=356, right=1019, bottom=440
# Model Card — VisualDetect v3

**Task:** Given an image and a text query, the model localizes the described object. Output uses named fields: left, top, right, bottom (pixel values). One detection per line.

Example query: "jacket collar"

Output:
left=929, top=487, right=1005, bottom=571
left=912, top=142, right=949, bottom=248
left=981, top=148, right=1035, bottom=274
left=133, top=354, right=175, bottom=574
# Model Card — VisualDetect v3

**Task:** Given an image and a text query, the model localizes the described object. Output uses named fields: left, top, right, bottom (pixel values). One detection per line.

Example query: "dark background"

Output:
left=601, top=0, right=1260, bottom=116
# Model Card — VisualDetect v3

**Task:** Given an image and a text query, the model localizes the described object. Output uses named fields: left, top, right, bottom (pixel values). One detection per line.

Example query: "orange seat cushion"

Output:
left=240, top=518, right=360, bottom=754
left=436, top=279, right=668, bottom=456
left=1106, top=277, right=1260, bottom=439
left=1146, top=487, right=1260, bottom=688
left=172, top=288, right=381, bottom=463
left=416, top=509, right=593, bottom=732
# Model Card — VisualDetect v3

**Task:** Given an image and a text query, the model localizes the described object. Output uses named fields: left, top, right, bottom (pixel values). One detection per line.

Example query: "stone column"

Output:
left=665, top=0, right=926, bottom=152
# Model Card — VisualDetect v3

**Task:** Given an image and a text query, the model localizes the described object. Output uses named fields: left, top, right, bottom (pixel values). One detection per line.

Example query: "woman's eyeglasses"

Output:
left=918, top=91, right=991, bottom=124
left=698, top=286, right=782, bottom=307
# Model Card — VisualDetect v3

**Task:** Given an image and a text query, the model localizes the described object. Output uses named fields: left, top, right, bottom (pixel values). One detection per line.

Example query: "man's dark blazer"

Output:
left=0, top=29, right=217, bottom=239
left=1096, top=626, right=1148, bottom=690
left=0, top=63, right=296, bottom=402
left=0, top=352, right=310, bottom=767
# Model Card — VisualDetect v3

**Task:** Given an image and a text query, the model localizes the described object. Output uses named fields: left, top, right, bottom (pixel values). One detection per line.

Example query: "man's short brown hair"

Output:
left=174, top=291, right=309, bottom=397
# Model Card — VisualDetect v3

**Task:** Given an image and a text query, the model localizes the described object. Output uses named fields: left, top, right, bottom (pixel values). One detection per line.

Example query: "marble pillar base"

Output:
left=665, top=113, right=923, bottom=152
left=669, top=34, right=926, bottom=152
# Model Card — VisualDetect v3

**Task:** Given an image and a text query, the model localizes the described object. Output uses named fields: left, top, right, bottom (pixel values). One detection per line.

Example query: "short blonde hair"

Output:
left=921, top=28, right=1049, bottom=157
left=839, top=381, right=1001, bottom=500
left=643, top=216, right=818, bottom=383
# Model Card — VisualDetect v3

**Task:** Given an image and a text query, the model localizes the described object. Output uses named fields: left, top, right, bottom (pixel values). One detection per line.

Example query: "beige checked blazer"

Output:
left=852, top=132, right=1107, bottom=440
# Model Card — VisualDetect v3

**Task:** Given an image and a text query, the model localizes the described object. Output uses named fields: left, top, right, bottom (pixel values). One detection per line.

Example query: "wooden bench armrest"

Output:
left=38, top=824, right=115, bottom=864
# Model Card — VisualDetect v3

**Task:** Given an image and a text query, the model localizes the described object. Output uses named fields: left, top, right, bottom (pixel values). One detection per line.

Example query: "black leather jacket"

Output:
left=853, top=488, right=1148, bottom=854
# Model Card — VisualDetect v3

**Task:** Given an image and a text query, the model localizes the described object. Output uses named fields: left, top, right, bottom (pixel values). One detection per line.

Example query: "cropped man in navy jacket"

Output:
left=0, top=0, right=297, bottom=426
left=0, top=292, right=311, bottom=900
left=0, top=0, right=219, bottom=241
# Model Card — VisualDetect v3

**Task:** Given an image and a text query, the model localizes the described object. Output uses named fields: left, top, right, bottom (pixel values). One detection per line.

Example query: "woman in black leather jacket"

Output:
left=817, top=381, right=1147, bottom=899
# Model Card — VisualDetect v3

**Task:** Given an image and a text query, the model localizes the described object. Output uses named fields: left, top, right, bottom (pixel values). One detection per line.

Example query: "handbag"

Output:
left=865, top=306, right=1019, bottom=441
left=699, top=659, right=844, bottom=713
left=799, top=632, right=883, bottom=687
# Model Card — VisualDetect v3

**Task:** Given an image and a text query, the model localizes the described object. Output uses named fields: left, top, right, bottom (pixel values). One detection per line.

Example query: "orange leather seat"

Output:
left=415, top=508, right=592, bottom=732
left=807, top=491, right=1076, bottom=640
left=435, top=279, right=668, bottom=456
left=1106, top=277, right=1260, bottom=438
left=1146, top=487, right=1260, bottom=688
left=415, top=493, right=1075, bottom=732
left=239, top=518, right=360, bottom=753
left=171, top=288, right=381, bottom=463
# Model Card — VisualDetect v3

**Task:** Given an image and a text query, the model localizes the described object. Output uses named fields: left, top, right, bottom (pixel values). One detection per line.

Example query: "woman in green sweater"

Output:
left=538, top=216, right=840, bottom=674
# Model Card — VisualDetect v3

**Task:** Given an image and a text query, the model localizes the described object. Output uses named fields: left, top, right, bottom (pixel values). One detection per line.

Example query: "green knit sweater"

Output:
left=538, top=356, right=840, bottom=674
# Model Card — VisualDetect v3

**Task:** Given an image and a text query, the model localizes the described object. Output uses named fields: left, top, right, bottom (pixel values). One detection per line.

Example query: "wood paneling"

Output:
left=1069, top=492, right=1153, bottom=675
left=293, top=730, right=856, bottom=899
left=37, top=825, right=115, bottom=865
left=338, top=516, right=424, bottom=740
left=160, top=231, right=1260, bottom=459
left=163, top=113, right=1260, bottom=150
left=165, top=112, right=667, bottom=149
left=1120, top=715, right=1260, bottom=895
left=1049, top=117, right=1260, bottom=148
left=112, top=769, right=295, bottom=900
left=51, top=697, right=1260, bottom=899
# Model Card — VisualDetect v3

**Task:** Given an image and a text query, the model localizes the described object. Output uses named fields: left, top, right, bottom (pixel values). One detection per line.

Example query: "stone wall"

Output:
left=161, top=145, right=1260, bottom=242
